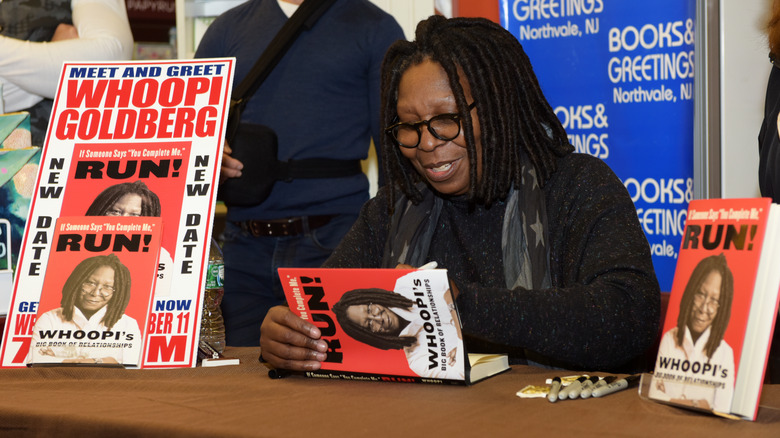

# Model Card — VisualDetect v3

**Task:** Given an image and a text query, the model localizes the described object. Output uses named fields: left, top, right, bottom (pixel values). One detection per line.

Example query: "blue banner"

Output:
left=500, top=0, right=696, bottom=291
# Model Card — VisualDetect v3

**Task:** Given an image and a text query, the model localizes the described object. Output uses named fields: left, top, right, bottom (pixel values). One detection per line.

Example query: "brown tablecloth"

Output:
left=0, top=347, right=778, bottom=437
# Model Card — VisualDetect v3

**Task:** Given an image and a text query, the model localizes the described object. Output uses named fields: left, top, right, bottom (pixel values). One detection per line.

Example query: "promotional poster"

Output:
left=0, top=59, right=235, bottom=368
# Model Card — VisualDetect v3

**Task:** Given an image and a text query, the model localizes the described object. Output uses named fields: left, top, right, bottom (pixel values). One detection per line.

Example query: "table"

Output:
left=0, top=347, right=778, bottom=437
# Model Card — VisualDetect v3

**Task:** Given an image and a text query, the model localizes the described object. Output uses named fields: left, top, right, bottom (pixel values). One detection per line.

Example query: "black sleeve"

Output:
left=759, top=66, right=780, bottom=203
left=456, top=154, right=661, bottom=371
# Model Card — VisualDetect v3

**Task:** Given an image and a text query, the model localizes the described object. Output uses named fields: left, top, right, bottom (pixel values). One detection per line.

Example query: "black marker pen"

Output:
left=581, top=376, right=616, bottom=399
left=562, top=376, right=588, bottom=400
left=591, top=374, right=640, bottom=398
left=576, top=376, right=600, bottom=399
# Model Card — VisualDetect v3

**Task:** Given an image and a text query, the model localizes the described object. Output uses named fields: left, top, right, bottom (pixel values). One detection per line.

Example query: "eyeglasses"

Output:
left=81, top=280, right=115, bottom=297
left=364, top=303, right=382, bottom=333
left=385, top=102, right=476, bottom=148
left=693, top=292, right=719, bottom=312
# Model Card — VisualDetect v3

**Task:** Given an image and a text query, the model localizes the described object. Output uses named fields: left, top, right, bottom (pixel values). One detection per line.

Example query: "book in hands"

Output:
left=647, top=198, right=780, bottom=420
left=278, top=267, right=509, bottom=385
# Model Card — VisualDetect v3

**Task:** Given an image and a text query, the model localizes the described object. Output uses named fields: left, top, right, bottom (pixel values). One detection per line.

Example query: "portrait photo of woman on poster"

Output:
left=28, top=253, right=142, bottom=366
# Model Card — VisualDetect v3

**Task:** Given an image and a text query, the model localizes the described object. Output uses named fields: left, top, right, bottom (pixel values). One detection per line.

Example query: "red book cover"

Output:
left=281, top=268, right=465, bottom=382
left=648, top=198, right=780, bottom=420
left=27, top=216, right=162, bottom=368
left=279, top=268, right=508, bottom=385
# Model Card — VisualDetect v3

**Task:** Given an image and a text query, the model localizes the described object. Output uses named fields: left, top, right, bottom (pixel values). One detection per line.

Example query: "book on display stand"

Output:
left=0, top=58, right=235, bottom=369
left=26, top=216, right=162, bottom=368
left=638, top=198, right=780, bottom=420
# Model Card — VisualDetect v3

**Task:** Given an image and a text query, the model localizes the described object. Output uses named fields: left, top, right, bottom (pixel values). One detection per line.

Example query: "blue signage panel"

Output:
left=500, top=0, right=696, bottom=291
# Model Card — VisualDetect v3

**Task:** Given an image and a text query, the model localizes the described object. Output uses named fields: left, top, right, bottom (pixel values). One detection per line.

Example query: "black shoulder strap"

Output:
left=233, top=0, right=337, bottom=105
left=227, top=0, right=361, bottom=182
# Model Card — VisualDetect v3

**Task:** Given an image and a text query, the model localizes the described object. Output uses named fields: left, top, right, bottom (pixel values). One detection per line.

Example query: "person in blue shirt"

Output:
left=195, top=0, right=404, bottom=346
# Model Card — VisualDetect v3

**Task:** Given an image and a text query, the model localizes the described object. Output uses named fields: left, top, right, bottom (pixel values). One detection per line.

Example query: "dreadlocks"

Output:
left=380, top=15, right=573, bottom=208
left=60, top=254, right=132, bottom=330
left=332, top=288, right=416, bottom=350
left=86, top=180, right=161, bottom=217
left=675, top=254, right=734, bottom=360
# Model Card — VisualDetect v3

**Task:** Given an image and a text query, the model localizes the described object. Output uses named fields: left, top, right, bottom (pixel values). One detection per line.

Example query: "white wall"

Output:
left=720, top=0, right=772, bottom=198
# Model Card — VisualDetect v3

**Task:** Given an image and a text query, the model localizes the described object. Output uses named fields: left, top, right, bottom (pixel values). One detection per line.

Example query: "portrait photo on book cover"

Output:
left=331, top=284, right=465, bottom=380
left=28, top=253, right=143, bottom=366
left=650, top=254, right=736, bottom=412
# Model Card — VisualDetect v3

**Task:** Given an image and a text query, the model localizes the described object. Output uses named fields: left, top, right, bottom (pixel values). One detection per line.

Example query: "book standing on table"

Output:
left=648, top=198, right=780, bottom=420
left=27, top=216, right=162, bottom=368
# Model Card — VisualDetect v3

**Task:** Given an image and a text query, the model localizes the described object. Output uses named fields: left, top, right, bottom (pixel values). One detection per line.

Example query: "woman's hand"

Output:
left=259, top=306, right=329, bottom=371
left=220, top=142, right=244, bottom=184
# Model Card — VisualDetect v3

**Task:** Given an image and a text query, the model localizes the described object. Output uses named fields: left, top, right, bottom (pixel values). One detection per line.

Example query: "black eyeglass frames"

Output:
left=385, top=102, right=477, bottom=148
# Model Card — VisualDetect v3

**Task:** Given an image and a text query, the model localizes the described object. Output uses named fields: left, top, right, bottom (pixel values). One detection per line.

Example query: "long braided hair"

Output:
left=380, top=15, right=573, bottom=208
left=674, top=254, right=734, bottom=360
left=86, top=180, right=161, bottom=217
left=60, top=254, right=132, bottom=330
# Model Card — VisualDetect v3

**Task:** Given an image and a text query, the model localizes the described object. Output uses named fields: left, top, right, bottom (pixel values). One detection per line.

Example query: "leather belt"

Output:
left=234, top=214, right=337, bottom=237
